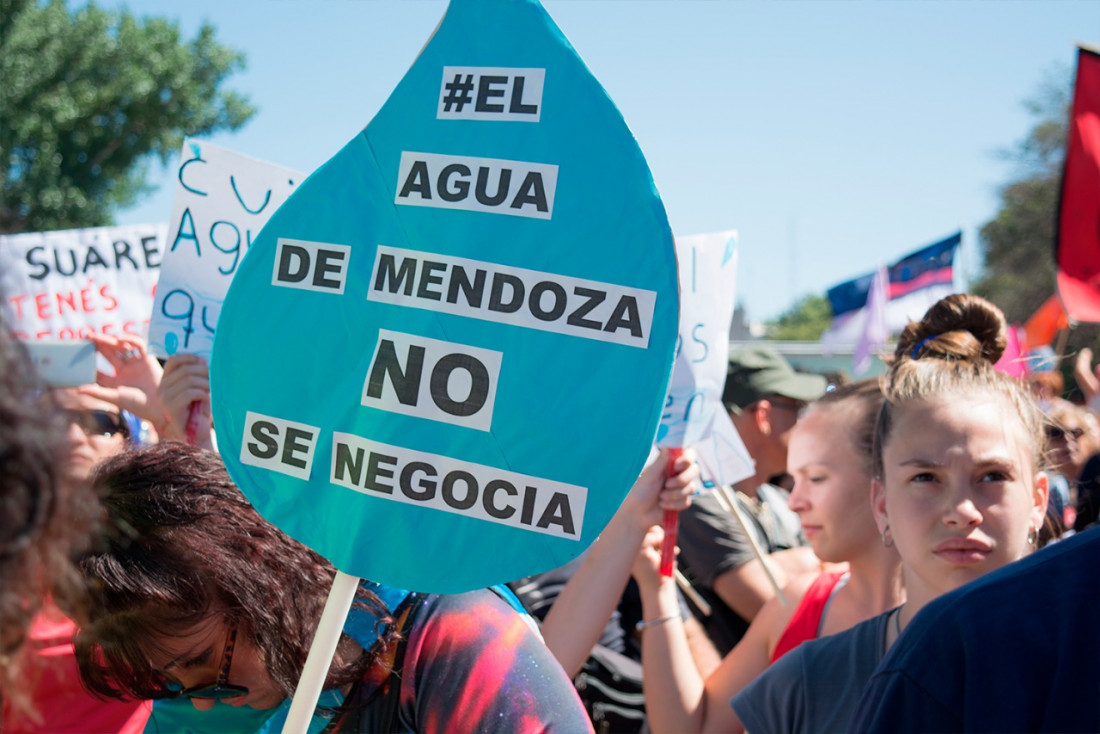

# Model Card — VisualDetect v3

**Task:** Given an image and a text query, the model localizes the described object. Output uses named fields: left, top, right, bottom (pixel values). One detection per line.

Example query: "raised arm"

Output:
left=78, top=334, right=165, bottom=434
left=540, top=448, right=698, bottom=677
left=636, top=525, right=810, bottom=734
left=156, top=354, right=214, bottom=451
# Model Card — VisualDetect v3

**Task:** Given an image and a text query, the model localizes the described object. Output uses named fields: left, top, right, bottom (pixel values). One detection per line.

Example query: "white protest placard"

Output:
left=657, top=230, right=753, bottom=485
left=147, top=139, right=302, bottom=359
left=0, top=223, right=165, bottom=341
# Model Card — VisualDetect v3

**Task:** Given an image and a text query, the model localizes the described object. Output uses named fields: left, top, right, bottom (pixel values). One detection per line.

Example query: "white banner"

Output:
left=658, top=230, right=753, bottom=485
left=147, top=139, right=302, bottom=359
left=0, top=223, right=165, bottom=341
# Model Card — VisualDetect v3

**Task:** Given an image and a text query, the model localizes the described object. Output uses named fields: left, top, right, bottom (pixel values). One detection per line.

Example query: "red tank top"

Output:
left=769, top=570, right=848, bottom=663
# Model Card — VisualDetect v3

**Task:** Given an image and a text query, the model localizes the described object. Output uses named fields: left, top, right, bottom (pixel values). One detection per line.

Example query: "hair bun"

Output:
left=895, top=293, right=1007, bottom=365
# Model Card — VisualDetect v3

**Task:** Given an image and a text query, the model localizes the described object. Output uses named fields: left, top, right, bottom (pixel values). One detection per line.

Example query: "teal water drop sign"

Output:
left=211, top=0, right=679, bottom=593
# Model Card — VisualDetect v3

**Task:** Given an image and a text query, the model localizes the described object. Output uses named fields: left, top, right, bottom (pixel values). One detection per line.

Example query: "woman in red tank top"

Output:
left=637, top=379, right=904, bottom=734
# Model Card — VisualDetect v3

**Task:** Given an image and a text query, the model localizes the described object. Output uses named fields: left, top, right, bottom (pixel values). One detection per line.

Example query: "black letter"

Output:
left=373, top=253, right=417, bottom=295
left=141, top=235, right=162, bottom=268
left=446, top=264, right=486, bottom=307
left=364, top=452, right=397, bottom=494
left=520, top=485, right=537, bottom=525
left=333, top=443, right=364, bottom=484
left=510, top=172, right=548, bottom=212
left=442, top=470, right=478, bottom=510
left=475, top=167, right=510, bottom=206
left=281, top=427, right=314, bottom=470
left=438, top=164, right=471, bottom=202
left=475, top=75, right=507, bottom=112
left=54, top=249, right=77, bottom=277
left=398, top=161, right=432, bottom=200
left=509, top=76, right=539, bottom=114
left=604, top=296, right=644, bottom=338
left=276, top=245, right=311, bottom=284
left=25, top=246, right=49, bottom=280
left=82, top=245, right=109, bottom=274
left=417, top=260, right=447, bottom=301
left=112, top=239, right=139, bottom=270
left=537, top=492, right=576, bottom=535
left=483, top=480, right=517, bottom=519
left=528, top=281, right=566, bottom=321
left=247, top=421, right=279, bottom=459
left=430, top=353, right=490, bottom=417
left=488, top=273, right=524, bottom=313
left=365, top=340, right=425, bottom=406
left=566, top=287, right=606, bottom=330
left=312, top=248, right=346, bottom=290
left=400, top=461, right=437, bottom=501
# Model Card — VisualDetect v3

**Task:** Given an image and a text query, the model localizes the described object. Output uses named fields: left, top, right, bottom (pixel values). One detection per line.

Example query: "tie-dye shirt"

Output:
left=330, top=588, right=593, bottom=733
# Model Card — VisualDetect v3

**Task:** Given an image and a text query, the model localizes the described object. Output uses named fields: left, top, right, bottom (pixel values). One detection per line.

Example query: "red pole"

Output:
left=184, top=400, right=202, bottom=445
left=659, top=447, right=685, bottom=577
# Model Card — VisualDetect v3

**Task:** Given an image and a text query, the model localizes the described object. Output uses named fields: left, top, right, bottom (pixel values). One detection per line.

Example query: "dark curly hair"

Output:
left=0, top=314, right=82, bottom=714
left=72, top=442, right=397, bottom=702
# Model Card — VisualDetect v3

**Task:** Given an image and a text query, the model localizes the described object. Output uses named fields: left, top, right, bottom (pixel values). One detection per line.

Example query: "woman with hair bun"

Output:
left=731, top=293, right=1051, bottom=734
left=635, top=379, right=904, bottom=734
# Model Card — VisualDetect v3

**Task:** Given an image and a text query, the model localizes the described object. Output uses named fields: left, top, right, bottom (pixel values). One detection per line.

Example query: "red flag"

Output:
left=1023, top=294, right=1070, bottom=348
left=1056, top=47, right=1100, bottom=321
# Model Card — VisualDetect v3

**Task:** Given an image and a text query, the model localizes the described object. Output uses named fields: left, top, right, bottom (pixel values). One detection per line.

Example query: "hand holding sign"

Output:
left=147, top=141, right=302, bottom=445
left=157, top=354, right=213, bottom=450
left=656, top=231, right=752, bottom=576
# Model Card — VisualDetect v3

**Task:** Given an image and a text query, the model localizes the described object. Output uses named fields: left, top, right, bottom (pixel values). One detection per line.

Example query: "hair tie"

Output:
left=911, top=335, right=938, bottom=359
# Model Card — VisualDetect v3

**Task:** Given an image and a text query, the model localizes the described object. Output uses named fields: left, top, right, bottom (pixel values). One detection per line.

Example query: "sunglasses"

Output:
left=65, top=409, right=127, bottom=438
left=1045, top=426, right=1085, bottom=442
left=167, top=620, right=249, bottom=701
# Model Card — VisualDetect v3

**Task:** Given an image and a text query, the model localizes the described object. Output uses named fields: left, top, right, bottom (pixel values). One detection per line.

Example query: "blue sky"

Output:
left=110, top=0, right=1099, bottom=323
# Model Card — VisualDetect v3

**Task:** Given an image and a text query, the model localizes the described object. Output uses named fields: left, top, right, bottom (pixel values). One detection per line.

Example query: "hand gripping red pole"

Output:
left=184, top=400, right=202, bottom=445
left=659, top=447, right=686, bottom=577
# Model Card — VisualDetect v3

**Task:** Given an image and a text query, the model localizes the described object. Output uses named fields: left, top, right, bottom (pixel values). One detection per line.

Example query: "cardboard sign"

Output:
left=210, top=0, right=680, bottom=593
left=147, top=139, right=301, bottom=360
left=658, top=230, right=739, bottom=448
left=657, top=230, right=753, bottom=487
left=0, top=223, right=165, bottom=341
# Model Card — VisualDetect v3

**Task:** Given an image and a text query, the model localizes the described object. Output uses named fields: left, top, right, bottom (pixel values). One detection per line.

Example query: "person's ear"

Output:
left=871, top=476, right=889, bottom=534
left=754, top=399, right=773, bottom=437
left=1031, top=471, right=1050, bottom=529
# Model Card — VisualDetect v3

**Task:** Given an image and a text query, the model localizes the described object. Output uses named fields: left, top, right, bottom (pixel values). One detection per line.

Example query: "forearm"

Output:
left=540, top=511, right=648, bottom=676
left=640, top=577, right=707, bottom=734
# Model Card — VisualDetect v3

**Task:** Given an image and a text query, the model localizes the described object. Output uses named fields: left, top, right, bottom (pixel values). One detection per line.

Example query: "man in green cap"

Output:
left=675, top=345, right=828, bottom=655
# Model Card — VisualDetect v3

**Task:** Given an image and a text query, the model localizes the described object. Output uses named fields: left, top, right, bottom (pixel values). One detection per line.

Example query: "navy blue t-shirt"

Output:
left=851, top=528, right=1100, bottom=733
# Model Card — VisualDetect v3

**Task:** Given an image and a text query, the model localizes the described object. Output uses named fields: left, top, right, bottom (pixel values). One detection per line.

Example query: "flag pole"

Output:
left=281, top=571, right=360, bottom=734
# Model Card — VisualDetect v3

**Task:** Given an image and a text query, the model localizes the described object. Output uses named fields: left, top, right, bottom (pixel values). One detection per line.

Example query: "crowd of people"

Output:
left=0, top=290, right=1096, bottom=733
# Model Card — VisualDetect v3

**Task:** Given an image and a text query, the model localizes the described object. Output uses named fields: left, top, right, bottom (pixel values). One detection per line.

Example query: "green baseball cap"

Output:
left=722, top=345, right=828, bottom=411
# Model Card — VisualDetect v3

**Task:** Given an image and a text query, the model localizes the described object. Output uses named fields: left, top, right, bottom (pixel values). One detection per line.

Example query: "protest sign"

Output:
left=654, top=230, right=752, bottom=574
left=211, top=0, right=680, bottom=594
left=0, top=223, right=165, bottom=341
left=657, top=231, right=738, bottom=448
left=147, top=139, right=302, bottom=360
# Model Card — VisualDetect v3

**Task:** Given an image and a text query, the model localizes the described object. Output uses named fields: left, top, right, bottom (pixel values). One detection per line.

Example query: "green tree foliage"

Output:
left=972, top=67, right=1070, bottom=324
left=765, top=294, right=833, bottom=341
left=0, top=0, right=255, bottom=233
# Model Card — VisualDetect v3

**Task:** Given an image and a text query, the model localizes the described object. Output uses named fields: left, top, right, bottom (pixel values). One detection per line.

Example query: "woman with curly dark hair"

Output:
left=0, top=314, right=84, bottom=718
left=72, top=441, right=593, bottom=733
